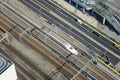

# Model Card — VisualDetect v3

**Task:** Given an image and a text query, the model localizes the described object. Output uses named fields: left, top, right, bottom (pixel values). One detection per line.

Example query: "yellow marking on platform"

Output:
left=98, top=59, right=120, bottom=77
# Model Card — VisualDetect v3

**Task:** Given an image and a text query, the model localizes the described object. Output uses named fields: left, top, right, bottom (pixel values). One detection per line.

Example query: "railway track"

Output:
left=28, top=1, right=119, bottom=77
left=16, top=71, right=26, bottom=80
left=0, top=7, right=81, bottom=72
left=32, top=27, right=70, bottom=56
left=0, top=1, right=116, bottom=79
left=0, top=12, right=87, bottom=80
left=0, top=44, right=36, bottom=80
left=0, top=27, right=6, bottom=35
left=1, top=41, right=48, bottom=79
left=18, top=27, right=86, bottom=80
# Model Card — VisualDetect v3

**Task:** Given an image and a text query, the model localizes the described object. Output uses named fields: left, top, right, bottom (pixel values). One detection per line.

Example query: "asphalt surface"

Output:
left=17, top=0, right=120, bottom=65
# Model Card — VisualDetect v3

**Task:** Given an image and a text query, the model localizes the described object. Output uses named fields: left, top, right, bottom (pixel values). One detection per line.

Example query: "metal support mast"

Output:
left=0, top=33, right=9, bottom=43
left=70, top=54, right=98, bottom=80
left=19, top=27, right=31, bottom=42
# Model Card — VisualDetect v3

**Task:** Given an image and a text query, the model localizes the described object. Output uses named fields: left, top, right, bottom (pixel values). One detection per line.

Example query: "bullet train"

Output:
left=50, top=32, right=78, bottom=55
left=64, top=42, right=78, bottom=55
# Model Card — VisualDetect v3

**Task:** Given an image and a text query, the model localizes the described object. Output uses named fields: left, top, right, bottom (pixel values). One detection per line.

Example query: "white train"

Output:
left=64, top=43, right=78, bottom=55
left=50, top=32, right=78, bottom=55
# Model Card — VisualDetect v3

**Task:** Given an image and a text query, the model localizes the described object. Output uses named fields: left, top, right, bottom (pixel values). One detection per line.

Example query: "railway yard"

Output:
left=0, top=0, right=120, bottom=80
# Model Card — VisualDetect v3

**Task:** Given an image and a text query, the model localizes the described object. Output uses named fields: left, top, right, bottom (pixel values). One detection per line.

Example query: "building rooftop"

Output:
left=0, top=53, right=12, bottom=74
left=71, top=0, right=95, bottom=10
left=66, top=0, right=120, bottom=34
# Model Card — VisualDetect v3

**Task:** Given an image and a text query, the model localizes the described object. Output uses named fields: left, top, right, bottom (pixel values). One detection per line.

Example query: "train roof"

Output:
left=64, top=44, right=78, bottom=55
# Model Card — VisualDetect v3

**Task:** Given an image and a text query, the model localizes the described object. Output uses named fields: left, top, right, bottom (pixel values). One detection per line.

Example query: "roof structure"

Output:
left=0, top=53, right=12, bottom=74
left=71, top=0, right=95, bottom=10
left=66, top=0, right=120, bottom=34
